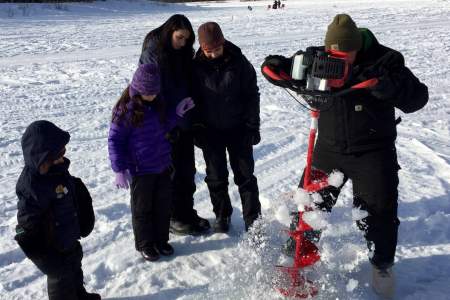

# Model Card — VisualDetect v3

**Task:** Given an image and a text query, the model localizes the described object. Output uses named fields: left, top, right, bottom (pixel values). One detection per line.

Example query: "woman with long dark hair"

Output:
left=140, top=14, right=210, bottom=236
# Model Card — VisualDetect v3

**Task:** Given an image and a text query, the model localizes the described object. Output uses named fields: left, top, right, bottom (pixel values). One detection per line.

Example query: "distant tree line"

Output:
left=0, top=0, right=94, bottom=3
left=0, top=0, right=239, bottom=3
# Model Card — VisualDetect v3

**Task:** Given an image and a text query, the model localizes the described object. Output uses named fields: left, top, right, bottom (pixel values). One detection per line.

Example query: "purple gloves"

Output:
left=115, top=169, right=132, bottom=189
left=176, top=97, right=195, bottom=117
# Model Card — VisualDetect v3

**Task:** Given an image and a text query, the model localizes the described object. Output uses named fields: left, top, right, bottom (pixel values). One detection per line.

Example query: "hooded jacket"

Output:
left=16, top=120, right=81, bottom=255
left=193, top=41, right=260, bottom=131
left=108, top=100, right=177, bottom=175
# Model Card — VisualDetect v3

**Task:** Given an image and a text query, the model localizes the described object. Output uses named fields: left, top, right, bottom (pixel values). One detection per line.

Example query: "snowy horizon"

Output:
left=1, top=0, right=449, bottom=299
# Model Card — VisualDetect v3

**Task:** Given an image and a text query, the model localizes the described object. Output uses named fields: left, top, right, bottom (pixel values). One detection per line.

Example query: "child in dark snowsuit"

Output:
left=108, top=63, right=186, bottom=261
left=15, top=120, right=99, bottom=300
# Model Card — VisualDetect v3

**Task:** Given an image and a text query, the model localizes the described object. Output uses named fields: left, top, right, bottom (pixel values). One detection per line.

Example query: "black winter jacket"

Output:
left=139, top=35, right=192, bottom=109
left=139, top=34, right=193, bottom=131
left=193, top=41, right=260, bottom=131
left=316, top=29, right=428, bottom=153
left=15, top=121, right=94, bottom=257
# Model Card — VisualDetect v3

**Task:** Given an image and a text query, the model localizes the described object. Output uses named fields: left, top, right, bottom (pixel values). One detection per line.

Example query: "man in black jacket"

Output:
left=15, top=120, right=99, bottom=300
left=262, top=14, right=428, bottom=298
left=193, top=22, right=262, bottom=233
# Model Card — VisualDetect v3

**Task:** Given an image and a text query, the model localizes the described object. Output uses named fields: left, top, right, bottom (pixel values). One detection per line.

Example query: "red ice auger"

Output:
left=262, top=49, right=378, bottom=298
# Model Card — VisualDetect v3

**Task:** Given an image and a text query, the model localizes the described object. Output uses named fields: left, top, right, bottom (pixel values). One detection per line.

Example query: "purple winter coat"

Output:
left=108, top=102, right=177, bottom=176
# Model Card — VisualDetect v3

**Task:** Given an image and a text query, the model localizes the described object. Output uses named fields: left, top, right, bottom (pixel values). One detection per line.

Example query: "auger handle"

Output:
left=351, top=78, right=379, bottom=89
left=334, top=78, right=379, bottom=97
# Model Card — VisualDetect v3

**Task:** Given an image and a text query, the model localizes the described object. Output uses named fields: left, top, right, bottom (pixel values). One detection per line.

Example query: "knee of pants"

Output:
left=353, top=190, right=398, bottom=217
left=368, top=201, right=398, bottom=221
left=356, top=215, right=400, bottom=236
left=205, top=166, right=228, bottom=182
left=32, top=257, right=61, bottom=276
left=234, top=175, right=257, bottom=190
left=231, top=163, right=255, bottom=180
left=131, top=196, right=153, bottom=216
left=205, top=177, right=229, bottom=191
left=173, top=178, right=196, bottom=192
left=173, top=165, right=196, bottom=180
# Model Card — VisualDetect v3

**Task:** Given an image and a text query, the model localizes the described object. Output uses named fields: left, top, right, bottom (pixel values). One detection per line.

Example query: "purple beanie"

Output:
left=129, top=63, right=161, bottom=98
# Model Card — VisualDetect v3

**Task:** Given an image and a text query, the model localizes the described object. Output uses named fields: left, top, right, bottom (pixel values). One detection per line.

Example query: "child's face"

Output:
left=203, top=45, right=224, bottom=60
left=141, top=95, right=157, bottom=102
left=39, top=147, right=66, bottom=174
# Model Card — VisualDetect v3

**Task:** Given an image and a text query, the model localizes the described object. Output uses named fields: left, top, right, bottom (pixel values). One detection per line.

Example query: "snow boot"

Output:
left=193, top=215, right=211, bottom=232
left=169, top=219, right=194, bottom=235
left=170, top=216, right=210, bottom=236
left=155, top=242, right=174, bottom=256
left=213, top=217, right=231, bottom=233
left=372, top=265, right=395, bottom=299
left=140, top=247, right=160, bottom=262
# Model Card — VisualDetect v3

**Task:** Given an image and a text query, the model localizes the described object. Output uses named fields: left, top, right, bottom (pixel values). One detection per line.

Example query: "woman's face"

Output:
left=171, top=29, right=190, bottom=50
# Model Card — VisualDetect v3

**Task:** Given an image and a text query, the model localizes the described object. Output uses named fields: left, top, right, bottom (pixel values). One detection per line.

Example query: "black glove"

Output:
left=244, top=128, right=261, bottom=146
left=261, top=55, right=292, bottom=88
left=165, top=126, right=181, bottom=144
left=357, top=50, right=404, bottom=98
left=192, top=123, right=207, bottom=149
left=370, top=74, right=397, bottom=100
left=361, top=51, right=404, bottom=78
left=374, top=51, right=404, bottom=73
left=15, top=225, right=47, bottom=259
left=264, top=55, right=291, bottom=71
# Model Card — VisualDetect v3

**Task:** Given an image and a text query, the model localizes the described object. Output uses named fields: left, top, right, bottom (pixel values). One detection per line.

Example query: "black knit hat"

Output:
left=325, top=14, right=362, bottom=52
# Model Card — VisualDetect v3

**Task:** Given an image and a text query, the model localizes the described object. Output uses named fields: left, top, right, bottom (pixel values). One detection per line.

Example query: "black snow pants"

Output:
left=30, top=242, right=85, bottom=300
left=170, top=131, right=199, bottom=223
left=202, top=129, right=261, bottom=230
left=299, top=144, right=400, bottom=268
left=130, top=170, right=173, bottom=250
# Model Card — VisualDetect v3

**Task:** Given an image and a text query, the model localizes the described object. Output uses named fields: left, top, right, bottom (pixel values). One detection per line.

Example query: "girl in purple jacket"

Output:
left=108, top=63, right=192, bottom=261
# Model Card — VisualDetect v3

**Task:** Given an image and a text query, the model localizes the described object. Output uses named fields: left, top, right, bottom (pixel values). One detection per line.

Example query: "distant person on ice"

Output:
left=272, top=0, right=278, bottom=9
left=139, top=14, right=211, bottom=236
left=192, top=22, right=262, bottom=233
left=15, top=120, right=100, bottom=300
left=262, top=14, right=428, bottom=298
left=108, top=63, right=193, bottom=262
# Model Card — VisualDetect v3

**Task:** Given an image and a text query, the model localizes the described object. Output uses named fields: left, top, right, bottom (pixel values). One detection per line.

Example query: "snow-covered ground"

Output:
left=1, top=0, right=449, bottom=299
